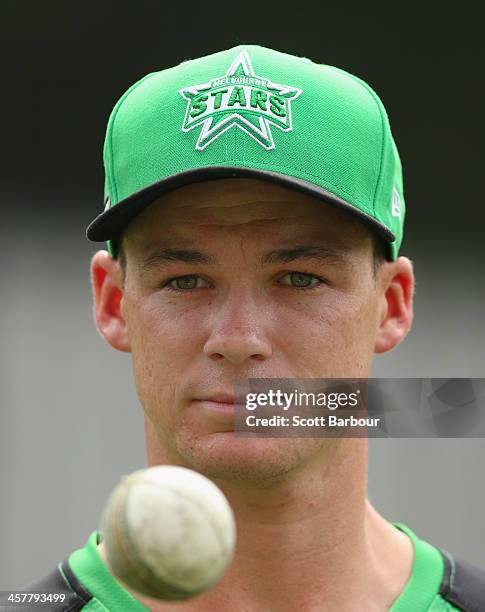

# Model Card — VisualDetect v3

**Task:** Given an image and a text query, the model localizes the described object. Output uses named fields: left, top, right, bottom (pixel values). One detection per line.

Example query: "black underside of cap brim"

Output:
left=86, top=167, right=395, bottom=246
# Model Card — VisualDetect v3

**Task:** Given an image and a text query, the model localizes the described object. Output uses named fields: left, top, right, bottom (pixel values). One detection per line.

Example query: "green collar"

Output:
left=68, top=522, right=444, bottom=611
left=390, top=523, right=444, bottom=611
left=69, top=531, right=149, bottom=611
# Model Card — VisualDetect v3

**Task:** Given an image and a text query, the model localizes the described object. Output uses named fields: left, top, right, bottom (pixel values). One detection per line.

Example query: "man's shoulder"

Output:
left=2, top=559, right=94, bottom=612
left=434, top=546, right=485, bottom=612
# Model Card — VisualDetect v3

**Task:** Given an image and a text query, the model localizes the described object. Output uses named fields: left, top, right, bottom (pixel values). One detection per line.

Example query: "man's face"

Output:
left=114, top=178, right=390, bottom=480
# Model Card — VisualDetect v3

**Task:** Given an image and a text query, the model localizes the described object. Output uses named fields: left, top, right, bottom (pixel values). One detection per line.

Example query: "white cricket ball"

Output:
left=100, top=465, right=236, bottom=600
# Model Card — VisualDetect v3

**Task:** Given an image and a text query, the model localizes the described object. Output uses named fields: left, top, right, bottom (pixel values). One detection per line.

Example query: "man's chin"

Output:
left=173, top=431, right=333, bottom=482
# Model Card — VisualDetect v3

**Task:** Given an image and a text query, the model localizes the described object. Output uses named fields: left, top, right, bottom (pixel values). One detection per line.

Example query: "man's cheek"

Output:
left=338, top=304, right=378, bottom=373
left=130, top=335, right=168, bottom=404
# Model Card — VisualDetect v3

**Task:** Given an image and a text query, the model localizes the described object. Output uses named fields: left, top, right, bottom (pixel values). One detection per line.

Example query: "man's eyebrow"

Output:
left=260, top=245, right=347, bottom=266
left=140, top=244, right=347, bottom=271
left=141, top=249, right=216, bottom=270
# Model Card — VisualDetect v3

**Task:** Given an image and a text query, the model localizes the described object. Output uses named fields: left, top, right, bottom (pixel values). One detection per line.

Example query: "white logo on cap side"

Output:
left=391, top=187, right=401, bottom=218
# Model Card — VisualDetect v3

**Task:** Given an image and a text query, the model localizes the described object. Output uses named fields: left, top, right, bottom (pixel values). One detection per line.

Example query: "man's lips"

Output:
left=195, top=393, right=236, bottom=404
left=191, top=395, right=244, bottom=424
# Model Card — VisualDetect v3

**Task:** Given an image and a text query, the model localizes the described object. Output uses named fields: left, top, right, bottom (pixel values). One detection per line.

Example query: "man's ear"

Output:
left=90, top=250, right=131, bottom=352
left=374, top=256, right=414, bottom=354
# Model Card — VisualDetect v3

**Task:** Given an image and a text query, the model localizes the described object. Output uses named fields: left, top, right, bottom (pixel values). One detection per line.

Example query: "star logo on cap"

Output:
left=179, top=50, right=303, bottom=151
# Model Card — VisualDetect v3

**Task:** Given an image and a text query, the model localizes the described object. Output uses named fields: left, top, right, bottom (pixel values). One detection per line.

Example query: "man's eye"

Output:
left=166, top=275, right=208, bottom=291
left=163, top=273, right=323, bottom=292
left=280, top=272, right=323, bottom=289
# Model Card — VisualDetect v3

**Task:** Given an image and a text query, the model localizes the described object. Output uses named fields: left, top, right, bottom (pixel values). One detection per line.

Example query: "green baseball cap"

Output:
left=86, top=44, right=405, bottom=260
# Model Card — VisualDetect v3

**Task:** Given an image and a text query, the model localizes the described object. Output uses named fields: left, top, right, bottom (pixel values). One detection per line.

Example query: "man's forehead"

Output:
left=139, top=178, right=355, bottom=226
left=144, top=190, right=328, bottom=226
left=158, top=203, right=321, bottom=226
left=125, top=178, right=368, bottom=246
left=154, top=178, right=312, bottom=209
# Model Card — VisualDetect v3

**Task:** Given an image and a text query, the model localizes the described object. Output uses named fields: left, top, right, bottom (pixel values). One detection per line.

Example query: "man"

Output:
left=13, top=45, right=485, bottom=611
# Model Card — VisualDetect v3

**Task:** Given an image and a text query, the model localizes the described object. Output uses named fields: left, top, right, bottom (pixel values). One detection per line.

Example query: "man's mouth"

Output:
left=195, top=392, right=236, bottom=404
left=191, top=393, right=244, bottom=423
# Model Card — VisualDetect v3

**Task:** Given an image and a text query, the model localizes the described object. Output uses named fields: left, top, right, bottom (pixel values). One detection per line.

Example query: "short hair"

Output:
left=371, top=235, right=388, bottom=273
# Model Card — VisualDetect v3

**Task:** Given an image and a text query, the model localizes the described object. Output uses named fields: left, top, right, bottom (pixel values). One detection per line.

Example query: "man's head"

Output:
left=91, top=178, right=413, bottom=482
left=87, top=44, right=412, bottom=484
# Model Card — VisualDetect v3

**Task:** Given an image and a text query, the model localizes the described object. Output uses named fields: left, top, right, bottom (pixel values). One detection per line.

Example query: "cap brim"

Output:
left=86, top=167, right=395, bottom=245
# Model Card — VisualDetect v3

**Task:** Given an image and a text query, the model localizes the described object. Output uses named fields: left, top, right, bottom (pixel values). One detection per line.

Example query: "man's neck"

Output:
left=97, top=439, right=413, bottom=612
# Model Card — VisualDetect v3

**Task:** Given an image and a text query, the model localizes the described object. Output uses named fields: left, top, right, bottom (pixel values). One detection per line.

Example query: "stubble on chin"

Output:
left=170, top=430, right=343, bottom=484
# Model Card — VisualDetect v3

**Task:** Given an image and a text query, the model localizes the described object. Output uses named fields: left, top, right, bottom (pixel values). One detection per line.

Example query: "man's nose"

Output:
left=202, top=290, right=273, bottom=365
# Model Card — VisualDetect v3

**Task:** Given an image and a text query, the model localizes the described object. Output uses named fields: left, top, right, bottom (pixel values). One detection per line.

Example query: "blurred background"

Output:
left=1, top=0, right=484, bottom=589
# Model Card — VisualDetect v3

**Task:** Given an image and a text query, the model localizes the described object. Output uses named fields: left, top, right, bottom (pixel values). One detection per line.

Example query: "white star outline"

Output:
left=179, top=50, right=303, bottom=151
